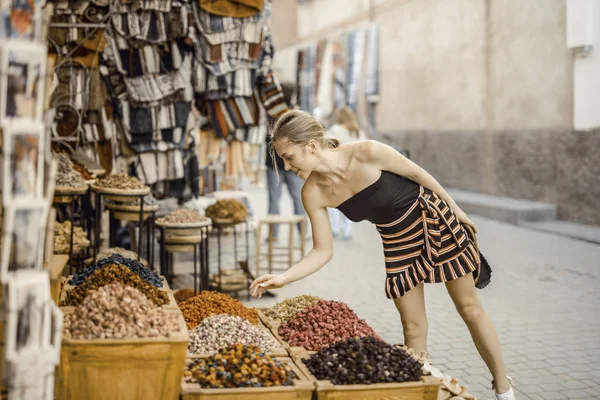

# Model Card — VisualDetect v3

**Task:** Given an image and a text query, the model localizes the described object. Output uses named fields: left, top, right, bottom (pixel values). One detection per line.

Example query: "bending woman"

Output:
left=250, top=110, right=515, bottom=400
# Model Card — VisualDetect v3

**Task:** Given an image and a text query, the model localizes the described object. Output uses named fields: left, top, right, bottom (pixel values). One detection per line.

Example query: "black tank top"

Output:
left=336, top=170, right=420, bottom=225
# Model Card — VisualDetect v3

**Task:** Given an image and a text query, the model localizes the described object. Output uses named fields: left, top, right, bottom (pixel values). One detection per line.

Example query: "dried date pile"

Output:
left=63, top=283, right=180, bottom=339
left=183, top=344, right=295, bottom=388
left=205, top=199, right=248, bottom=223
left=179, top=291, right=258, bottom=329
left=55, top=152, right=85, bottom=187
left=263, top=295, right=322, bottom=324
left=69, top=254, right=162, bottom=287
left=62, top=264, right=169, bottom=307
left=156, top=208, right=210, bottom=225
left=188, top=315, right=278, bottom=356
left=94, top=173, right=146, bottom=190
left=278, top=300, right=381, bottom=351
left=304, top=336, right=423, bottom=385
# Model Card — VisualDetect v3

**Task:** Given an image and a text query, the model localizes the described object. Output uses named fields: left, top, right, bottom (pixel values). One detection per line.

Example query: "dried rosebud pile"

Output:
left=205, top=199, right=248, bottom=223
left=304, top=336, right=423, bottom=385
left=179, top=291, right=258, bottom=329
left=63, top=283, right=180, bottom=339
left=62, top=264, right=169, bottom=307
left=183, top=344, right=295, bottom=388
left=263, top=295, right=323, bottom=324
left=156, top=208, right=210, bottom=225
left=188, top=315, right=278, bottom=356
left=69, top=254, right=162, bottom=287
left=94, top=173, right=146, bottom=190
left=278, top=300, right=381, bottom=351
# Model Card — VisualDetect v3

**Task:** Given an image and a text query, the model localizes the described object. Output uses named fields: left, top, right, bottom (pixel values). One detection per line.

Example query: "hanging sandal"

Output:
left=492, top=376, right=516, bottom=400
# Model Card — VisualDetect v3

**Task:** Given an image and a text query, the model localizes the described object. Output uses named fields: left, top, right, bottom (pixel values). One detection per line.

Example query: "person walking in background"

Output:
left=327, top=106, right=367, bottom=240
left=265, top=82, right=306, bottom=242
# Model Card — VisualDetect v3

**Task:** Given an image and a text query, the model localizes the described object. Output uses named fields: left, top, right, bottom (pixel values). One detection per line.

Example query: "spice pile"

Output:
left=188, top=315, right=278, bottom=356
left=94, top=174, right=146, bottom=190
left=278, top=300, right=380, bottom=351
left=54, top=221, right=90, bottom=254
left=55, top=153, right=85, bottom=188
left=304, top=337, right=423, bottom=385
left=179, top=291, right=258, bottom=329
left=156, top=208, right=210, bottom=225
left=263, top=295, right=322, bottom=324
left=69, top=254, right=162, bottom=287
left=184, top=344, right=295, bottom=388
left=63, top=283, right=179, bottom=340
left=62, top=264, right=169, bottom=307
left=205, top=199, right=248, bottom=223
left=174, top=288, right=196, bottom=304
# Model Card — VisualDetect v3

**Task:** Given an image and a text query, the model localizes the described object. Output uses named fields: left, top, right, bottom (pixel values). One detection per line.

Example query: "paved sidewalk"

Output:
left=174, top=185, right=600, bottom=399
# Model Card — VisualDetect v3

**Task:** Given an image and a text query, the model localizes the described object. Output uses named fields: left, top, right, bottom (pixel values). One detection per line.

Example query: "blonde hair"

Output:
left=268, top=110, right=339, bottom=172
left=334, top=106, right=361, bottom=138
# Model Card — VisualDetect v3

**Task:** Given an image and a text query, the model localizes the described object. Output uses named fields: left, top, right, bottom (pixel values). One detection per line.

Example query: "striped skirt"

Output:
left=377, top=187, right=482, bottom=299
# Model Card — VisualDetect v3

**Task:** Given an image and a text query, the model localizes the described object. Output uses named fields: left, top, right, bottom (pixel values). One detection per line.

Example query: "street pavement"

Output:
left=172, top=185, right=600, bottom=399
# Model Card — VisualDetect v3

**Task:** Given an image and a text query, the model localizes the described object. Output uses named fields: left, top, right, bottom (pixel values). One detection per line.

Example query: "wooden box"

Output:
left=180, top=357, right=314, bottom=400
left=44, top=254, right=69, bottom=305
left=57, top=311, right=189, bottom=400
left=292, top=354, right=441, bottom=400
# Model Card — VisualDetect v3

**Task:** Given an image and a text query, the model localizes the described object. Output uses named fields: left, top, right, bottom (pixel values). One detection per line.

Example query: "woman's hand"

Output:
left=453, top=207, right=477, bottom=233
left=250, top=274, right=287, bottom=298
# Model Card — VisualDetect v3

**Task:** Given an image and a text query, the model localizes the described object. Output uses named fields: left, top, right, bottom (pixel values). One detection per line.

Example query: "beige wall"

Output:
left=271, top=0, right=574, bottom=132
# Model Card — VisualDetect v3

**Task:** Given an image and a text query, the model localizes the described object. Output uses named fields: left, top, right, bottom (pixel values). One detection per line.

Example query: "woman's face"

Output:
left=274, top=137, right=317, bottom=180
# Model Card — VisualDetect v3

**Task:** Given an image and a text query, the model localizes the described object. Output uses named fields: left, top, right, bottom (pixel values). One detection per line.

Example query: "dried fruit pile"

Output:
left=188, top=315, right=278, bottom=356
left=179, top=291, right=258, bottom=329
left=55, top=152, right=85, bottom=187
left=156, top=208, right=210, bottom=224
left=69, top=254, right=162, bottom=287
left=54, top=221, right=90, bottom=254
left=63, top=283, right=180, bottom=339
left=62, top=264, right=169, bottom=307
left=184, top=344, right=295, bottom=388
left=205, top=199, right=248, bottom=223
left=94, top=173, right=146, bottom=190
left=304, top=336, right=423, bottom=385
left=174, top=288, right=196, bottom=304
left=263, top=295, right=322, bottom=324
left=278, top=300, right=380, bottom=351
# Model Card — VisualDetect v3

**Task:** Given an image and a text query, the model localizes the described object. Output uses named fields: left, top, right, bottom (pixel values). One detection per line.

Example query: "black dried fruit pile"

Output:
left=69, top=254, right=163, bottom=287
left=303, top=336, right=423, bottom=385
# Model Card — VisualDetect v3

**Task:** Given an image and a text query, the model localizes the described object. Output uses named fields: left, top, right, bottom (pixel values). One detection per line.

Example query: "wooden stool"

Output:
left=256, top=215, right=306, bottom=276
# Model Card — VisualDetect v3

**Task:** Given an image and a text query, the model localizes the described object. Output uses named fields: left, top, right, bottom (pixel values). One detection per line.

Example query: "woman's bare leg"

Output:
left=445, top=274, right=511, bottom=394
left=392, top=283, right=428, bottom=354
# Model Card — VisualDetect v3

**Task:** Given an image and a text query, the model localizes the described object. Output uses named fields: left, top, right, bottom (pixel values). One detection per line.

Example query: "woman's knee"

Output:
left=400, top=314, right=428, bottom=339
left=456, top=301, right=485, bottom=325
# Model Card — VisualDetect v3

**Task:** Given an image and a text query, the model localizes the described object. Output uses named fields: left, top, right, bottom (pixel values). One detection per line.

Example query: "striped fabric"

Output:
left=376, top=187, right=482, bottom=299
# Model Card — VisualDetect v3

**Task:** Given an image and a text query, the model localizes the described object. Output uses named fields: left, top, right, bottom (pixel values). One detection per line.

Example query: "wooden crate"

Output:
left=57, top=311, right=189, bottom=400
left=180, top=356, right=314, bottom=400
left=186, top=318, right=288, bottom=358
left=44, top=254, right=69, bottom=305
left=59, top=275, right=178, bottom=309
left=292, top=354, right=441, bottom=400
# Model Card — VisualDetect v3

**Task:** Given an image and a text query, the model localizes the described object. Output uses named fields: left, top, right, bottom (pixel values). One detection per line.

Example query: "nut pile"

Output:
left=174, top=288, right=196, bottom=304
left=183, top=344, right=295, bottom=388
left=62, top=264, right=169, bottom=307
left=105, top=194, right=157, bottom=207
left=63, top=283, right=180, bottom=339
left=55, top=152, right=85, bottom=187
left=69, top=254, right=163, bottom=287
left=304, top=336, right=423, bottom=385
left=278, top=300, right=381, bottom=351
left=179, top=291, right=258, bottom=329
left=54, top=221, right=90, bottom=254
left=205, top=199, right=248, bottom=223
left=94, top=173, right=146, bottom=190
left=188, top=315, right=278, bottom=356
left=156, top=208, right=209, bottom=225
left=263, top=295, right=323, bottom=324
